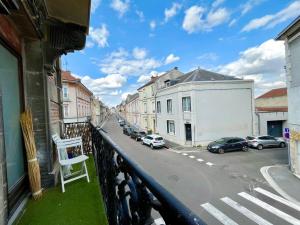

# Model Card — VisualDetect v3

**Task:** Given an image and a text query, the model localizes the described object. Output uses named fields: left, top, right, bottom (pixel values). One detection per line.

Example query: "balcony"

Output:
left=15, top=121, right=205, bottom=225
left=15, top=156, right=108, bottom=225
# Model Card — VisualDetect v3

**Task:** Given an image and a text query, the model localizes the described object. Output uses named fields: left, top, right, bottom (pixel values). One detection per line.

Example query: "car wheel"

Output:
left=136, top=137, right=139, bottom=141
left=218, top=148, right=224, bottom=154
left=280, top=142, right=286, bottom=148
left=150, top=144, right=154, bottom=149
left=257, top=144, right=263, bottom=150
left=242, top=145, right=248, bottom=151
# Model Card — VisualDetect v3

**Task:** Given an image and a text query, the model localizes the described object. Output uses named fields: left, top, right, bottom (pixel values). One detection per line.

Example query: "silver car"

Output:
left=246, top=135, right=286, bottom=150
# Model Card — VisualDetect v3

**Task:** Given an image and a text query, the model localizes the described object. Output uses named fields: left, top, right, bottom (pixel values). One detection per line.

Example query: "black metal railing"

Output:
left=91, top=124, right=206, bottom=225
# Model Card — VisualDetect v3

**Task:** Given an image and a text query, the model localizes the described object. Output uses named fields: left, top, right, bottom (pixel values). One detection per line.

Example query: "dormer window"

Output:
left=165, top=80, right=171, bottom=87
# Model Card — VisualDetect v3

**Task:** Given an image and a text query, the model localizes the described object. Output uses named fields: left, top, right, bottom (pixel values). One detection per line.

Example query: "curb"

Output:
left=260, top=165, right=300, bottom=206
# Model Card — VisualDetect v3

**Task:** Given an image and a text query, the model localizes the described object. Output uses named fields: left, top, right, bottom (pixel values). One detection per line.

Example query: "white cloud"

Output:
left=88, top=24, right=109, bottom=48
left=136, top=10, right=145, bottom=22
left=217, top=39, right=286, bottom=94
left=212, top=0, right=225, bottom=8
left=150, top=20, right=156, bottom=30
left=164, top=3, right=182, bottom=22
left=132, top=47, right=147, bottom=59
left=137, top=71, right=161, bottom=83
left=165, top=54, right=180, bottom=65
left=182, top=5, right=230, bottom=33
left=197, top=52, right=218, bottom=61
left=241, top=0, right=263, bottom=15
left=110, top=0, right=130, bottom=17
left=229, top=18, right=237, bottom=27
left=91, top=0, right=101, bottom=13
left=242, top=1, right=300, bottom=32
left=99, top=48, right=162, bottom=77
left=137, top=75, right=151, bottom=83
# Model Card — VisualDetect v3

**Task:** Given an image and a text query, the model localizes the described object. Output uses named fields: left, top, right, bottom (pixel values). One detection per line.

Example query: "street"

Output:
left=102, top=116, right=300, bottom=225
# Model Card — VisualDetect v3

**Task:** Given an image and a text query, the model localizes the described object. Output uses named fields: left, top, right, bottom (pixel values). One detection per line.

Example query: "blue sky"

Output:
left=62, top=0, right=300, bottom=107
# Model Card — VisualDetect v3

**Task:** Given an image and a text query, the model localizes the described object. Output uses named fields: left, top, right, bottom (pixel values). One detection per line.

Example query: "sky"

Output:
left=62, top=0, right=300, bottom=107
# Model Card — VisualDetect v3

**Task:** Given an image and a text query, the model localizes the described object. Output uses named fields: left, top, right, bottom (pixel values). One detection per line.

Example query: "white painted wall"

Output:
left=156, top=80, right=254, bottom=146
left=254, top=112, right=288, bottom=136
left=285, top=34, right=300, bottom=175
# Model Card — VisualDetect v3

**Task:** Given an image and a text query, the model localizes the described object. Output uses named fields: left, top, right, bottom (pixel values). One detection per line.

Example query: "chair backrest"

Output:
left=52, top=134, right=61, bottom=145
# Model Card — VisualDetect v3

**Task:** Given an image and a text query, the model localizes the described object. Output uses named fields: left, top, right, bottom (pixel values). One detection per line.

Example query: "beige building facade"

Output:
left=62, top=71, right=93, bottom=123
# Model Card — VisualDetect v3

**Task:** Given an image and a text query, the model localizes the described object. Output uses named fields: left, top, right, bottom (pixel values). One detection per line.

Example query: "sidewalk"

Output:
left=164, top=139, right=205, bottom=151
left=261, top=165, right=300, bottom=205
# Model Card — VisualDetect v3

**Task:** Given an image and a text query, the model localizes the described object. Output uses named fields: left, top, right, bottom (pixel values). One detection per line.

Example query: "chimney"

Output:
left=151, top=76, right=156, bottom=80
left=174, top=66, right=178, bottom=70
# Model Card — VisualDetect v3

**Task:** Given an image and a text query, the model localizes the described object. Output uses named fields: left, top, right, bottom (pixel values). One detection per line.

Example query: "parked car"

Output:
left=130, top=130, right=146, bottom=141
left=246, top=135, right=286, bottom=150
left=119, top=120, right=125, bottom=126
left=142, top=134, right=165, bottom=149
left=207, top=137, right=248, bottom=154
left=123, top=126, right=133, bottom=136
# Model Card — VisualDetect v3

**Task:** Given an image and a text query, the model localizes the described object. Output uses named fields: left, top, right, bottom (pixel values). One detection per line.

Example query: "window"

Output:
left=182, top=97, right=191, bottom=112
left=63, top=85, right=68, bottom=98
left=167, top=120, right=175, bottom=134
left=63, top=105, right=69, bottom=117
left=165, top=80, right=171, bottom=87
left=157, top=101, right=161, bottom=113
left=151, top=86, right=154, bottom=96
left=152, top=101, right=155, bottom=113
left=167, top=99, right=172, bottom=113
left=144, top=103, right=147, bottom=113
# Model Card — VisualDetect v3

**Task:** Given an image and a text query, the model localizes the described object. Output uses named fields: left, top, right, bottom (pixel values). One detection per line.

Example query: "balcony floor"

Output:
left=14, top=156, right=108, bottom=225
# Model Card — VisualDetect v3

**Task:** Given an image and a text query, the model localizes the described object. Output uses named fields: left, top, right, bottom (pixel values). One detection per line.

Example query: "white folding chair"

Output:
left=52, top=134, right=90, bottom=192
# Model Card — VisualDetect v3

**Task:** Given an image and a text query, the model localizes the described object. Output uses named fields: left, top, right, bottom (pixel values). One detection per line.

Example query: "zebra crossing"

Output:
left=201, top=187, right=300, bottom=225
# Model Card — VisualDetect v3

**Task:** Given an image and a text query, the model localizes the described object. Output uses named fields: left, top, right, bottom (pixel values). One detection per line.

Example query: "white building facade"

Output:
left=156, top=69, right=254, bottom=146
left=277, top=16, right=300, bottom=175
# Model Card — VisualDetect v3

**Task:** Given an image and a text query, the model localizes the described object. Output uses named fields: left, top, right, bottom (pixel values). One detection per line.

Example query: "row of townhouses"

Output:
left=61, top=71, right=109, bottom=126
left=118, top=67, right=255, bottom=146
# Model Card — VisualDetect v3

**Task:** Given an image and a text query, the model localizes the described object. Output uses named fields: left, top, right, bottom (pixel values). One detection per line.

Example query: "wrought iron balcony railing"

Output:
left=91, top=124, right=206, bottom=225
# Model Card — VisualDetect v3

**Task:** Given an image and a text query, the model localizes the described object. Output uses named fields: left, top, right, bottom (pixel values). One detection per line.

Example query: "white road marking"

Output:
left=197, top=158, right=204, bottom=162
left=182, top=153, right=188, bottom=156
left=238, top=192, right=300, bottom=225
left=154, top=217, right=165, bottom=225
left=201, top=203, right=239, bottom=225
left=221, top=197, right=273, bottom=225
left=189, top=155, right=195, bottom=158
left=254, top=187, right=300, bottom=212
left=206, top=162, right=214, bottom=166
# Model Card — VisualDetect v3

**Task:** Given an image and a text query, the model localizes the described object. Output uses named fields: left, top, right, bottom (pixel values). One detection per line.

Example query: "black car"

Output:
left=130, top=130, right=146, bottom=141
left=119, top=120, right=125, bottom=126
left=207, top=137, right=248, bottom=154
left=123, top=126, right=133, bottom=136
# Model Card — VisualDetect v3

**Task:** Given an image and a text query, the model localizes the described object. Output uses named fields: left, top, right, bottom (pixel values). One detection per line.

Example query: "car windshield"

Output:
left=139, top=132, right=146, bottom=135
left=155, top=137, right=163, bottom=141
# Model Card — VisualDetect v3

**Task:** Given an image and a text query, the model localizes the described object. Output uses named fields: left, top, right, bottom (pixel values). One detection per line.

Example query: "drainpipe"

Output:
left=256, top=112, right=260, bottom=136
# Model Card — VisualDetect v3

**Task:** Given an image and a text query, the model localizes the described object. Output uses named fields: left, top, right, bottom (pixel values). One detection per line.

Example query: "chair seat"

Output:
left=60, top=155, right=89, bottom=166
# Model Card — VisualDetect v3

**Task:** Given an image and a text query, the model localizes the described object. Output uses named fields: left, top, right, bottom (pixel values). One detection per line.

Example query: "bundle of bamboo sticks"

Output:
left=20, top=109, right=42, bottom=200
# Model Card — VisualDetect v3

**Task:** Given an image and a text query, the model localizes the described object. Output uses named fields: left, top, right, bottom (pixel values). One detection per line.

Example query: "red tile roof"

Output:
left=256, top=107, right=288, bottom=112
left=256, top=88, right=287, bottom=99
left=62, top=71, right=80, bottom=82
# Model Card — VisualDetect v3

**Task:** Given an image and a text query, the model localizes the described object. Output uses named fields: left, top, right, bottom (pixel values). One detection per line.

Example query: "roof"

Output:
left=256, top=88, right=287, bottom=99
left=177, top=68, right=240, bottom=84
left=276, top=16, right=300, bottom=40
left=256, top=107, right=288, bottom=112
left=62, top=70, right=93, bottom=95
left=62, top=71, right=80, bottom=82
left=137, top=76, right=159, bottom=90
left=126, top=93, right=139, bottom=103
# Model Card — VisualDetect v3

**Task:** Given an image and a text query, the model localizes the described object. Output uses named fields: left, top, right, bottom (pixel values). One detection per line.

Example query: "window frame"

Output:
left=167, top=120, right=175, bottom=135
left=182, top=96, right=191, bottom=112
left=157, top=101, right=161, bottom=113
left=63, top=85, right=69, bottom=98
left=167, top=99, right=172, bottom=114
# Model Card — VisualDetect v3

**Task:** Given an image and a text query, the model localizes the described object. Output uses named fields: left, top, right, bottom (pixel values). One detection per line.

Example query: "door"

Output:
left=0, top=44, right=26, bottom=214
left=267, top=121, right=283, bottom=137
left=185, top=124, right=192, bottom=141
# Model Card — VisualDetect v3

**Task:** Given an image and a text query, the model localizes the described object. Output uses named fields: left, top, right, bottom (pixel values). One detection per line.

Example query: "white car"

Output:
left=142, top=134, right=165, bottom=149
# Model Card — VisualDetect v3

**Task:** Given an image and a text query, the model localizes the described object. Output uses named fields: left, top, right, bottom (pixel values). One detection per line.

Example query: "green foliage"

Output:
left=15, top=156, right=108, bottom=225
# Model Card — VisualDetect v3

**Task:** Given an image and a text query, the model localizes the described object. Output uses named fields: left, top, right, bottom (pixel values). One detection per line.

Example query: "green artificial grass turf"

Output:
left=15, top=156, right=108, bottom=225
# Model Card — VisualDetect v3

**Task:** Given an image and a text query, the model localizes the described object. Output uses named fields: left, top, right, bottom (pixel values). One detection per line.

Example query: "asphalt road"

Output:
left=103, top=116, right=300, bottom=225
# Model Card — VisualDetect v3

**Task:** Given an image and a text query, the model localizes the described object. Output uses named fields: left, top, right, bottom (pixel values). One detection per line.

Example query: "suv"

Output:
left=119, top=120, right=125, bottom=126
left=246, top=135, right=286, bottom=150
left=123, top=126, right=133, bottom=136
left=142, top=134, right=165, bottom=149
left=130, top=130, right=146, bottom=141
